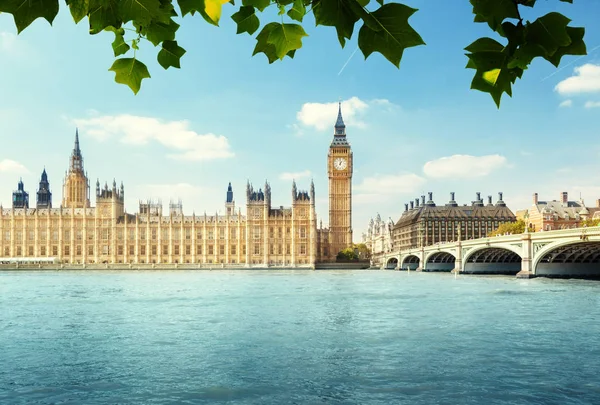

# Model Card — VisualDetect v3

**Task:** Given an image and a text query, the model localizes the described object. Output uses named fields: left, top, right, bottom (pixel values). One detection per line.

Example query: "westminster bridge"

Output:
left=380, top=226, right=600, bottom=278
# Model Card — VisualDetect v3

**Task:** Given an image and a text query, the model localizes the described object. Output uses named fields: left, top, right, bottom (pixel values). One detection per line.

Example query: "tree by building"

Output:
left=580, top=218, right=600, bottom=227
left=336, top=247, right=358, bottom=261
left=0, top=1, right=587, bottom=105
left=488, top=219, right=528, bottom=237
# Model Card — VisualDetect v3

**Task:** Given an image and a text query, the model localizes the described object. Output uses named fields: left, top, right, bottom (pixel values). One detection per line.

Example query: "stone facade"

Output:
left=392, top=192, right=516, bottom=251
left=0, top=108, right=354, bottom=266
left=516, top=192, right=600, bottom=232
left=362, top=214, right=394, bottom=263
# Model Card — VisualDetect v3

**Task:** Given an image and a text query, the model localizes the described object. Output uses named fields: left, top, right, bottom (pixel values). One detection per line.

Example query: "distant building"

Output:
left=392, top=192, right=516, bottom=251
left=362, top=213, right=394, bottom=265
left=12, top=179, right=29, bottom=209
left=0, top=107, right=355, bottom=265
left=517, top=192, right=600, bottom=231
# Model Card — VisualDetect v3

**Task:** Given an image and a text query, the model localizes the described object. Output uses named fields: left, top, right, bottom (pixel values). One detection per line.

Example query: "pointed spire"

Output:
left=74, top=128, right=81, bottom=155
left=335, top=101, right=345, bottom=129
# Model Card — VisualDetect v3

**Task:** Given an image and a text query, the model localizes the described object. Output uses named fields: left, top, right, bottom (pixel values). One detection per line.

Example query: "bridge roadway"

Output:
left=380, top=226, right=600, bottom=278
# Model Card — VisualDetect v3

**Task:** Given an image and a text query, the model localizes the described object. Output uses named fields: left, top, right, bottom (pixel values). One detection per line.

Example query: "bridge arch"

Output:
left=463, top=245, right=522, bottom=275
left=401, top=254, right=420, bottom=271
left=533, top=239, right=600, bottom=278
left=424, top=251, right=456, bottom=272
left=385, top=257, right=399, bottom=269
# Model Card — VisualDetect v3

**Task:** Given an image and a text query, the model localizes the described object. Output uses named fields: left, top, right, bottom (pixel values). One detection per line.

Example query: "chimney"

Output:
left=487, top=195, right=492, bottom=205
left=410, top=201, right=414, bottom=210
left=533, top=193, right=538, bottom=204
left=476, top=192, right=481, bottom=201
left=404, top=203, right=409, bottom=212
left=561, top=192, right=568, bottom=205
left=498, top=192, right=503, bottom=201
left=415, top=198, right=419, bottom=208
left=428, top=192, right=433, bottom=202
left=421, top=195, right=426, bottom=206
left=450, top=192, right=455, bottom=202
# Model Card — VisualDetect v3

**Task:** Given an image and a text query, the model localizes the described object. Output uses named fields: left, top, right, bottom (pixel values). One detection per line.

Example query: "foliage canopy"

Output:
left=488, top=219, right=528, bottom=236
left=0, top=0, right=587, bottom=106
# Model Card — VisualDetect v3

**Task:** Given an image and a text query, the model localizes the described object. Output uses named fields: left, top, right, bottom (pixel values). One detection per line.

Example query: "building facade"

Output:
left=516, top=192, right=600, bottom=232
left=362, top=213, right=394, bottom=264
left=392, top=192, right=516, bottom=251
left=0, top=109, right=354, bottom=266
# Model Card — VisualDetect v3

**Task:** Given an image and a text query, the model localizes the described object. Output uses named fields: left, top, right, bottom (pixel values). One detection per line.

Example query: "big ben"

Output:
left=328, top=103, right=353, bottom=256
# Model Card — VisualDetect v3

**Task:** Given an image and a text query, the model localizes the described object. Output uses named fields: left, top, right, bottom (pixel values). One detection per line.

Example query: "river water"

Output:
left=1, top=270, right=599, bottom=404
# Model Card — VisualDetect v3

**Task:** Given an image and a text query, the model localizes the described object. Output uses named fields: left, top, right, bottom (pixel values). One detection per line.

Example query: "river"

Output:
left=1, top=270, right=599, bottom=404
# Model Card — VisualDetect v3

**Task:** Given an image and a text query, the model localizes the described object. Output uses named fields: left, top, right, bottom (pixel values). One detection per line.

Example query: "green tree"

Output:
left=488, top=219, right=528, bottom=236
left=354, top=243, right=371, bottom=259
left=0, top=0, right=586, bottom=104
left=336, top=247, right=358, bottom=261
left=580, top=218, right=600, bottom=227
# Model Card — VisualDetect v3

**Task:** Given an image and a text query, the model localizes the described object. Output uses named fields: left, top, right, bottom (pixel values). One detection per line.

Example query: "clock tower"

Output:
left=328, top=103, right=353, bottom=257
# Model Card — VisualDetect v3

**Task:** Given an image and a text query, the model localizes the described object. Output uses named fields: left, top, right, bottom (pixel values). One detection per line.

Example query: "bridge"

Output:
left=380, top=226, right=600, bottom=278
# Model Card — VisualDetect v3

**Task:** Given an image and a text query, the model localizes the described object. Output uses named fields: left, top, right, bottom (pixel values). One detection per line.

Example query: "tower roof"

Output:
left=335, top=102, right=345, bottom=129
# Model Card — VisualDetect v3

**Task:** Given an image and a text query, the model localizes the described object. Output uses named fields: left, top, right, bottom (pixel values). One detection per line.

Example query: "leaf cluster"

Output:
left=487, top=219, right=528, bottom=236
left=0, top=0, right=586, bottom=105
left=466, top=0, right=586, bottom=106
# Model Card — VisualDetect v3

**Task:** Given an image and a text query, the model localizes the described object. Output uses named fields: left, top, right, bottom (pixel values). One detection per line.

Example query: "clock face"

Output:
left=333, top=157, right=347, bottom=171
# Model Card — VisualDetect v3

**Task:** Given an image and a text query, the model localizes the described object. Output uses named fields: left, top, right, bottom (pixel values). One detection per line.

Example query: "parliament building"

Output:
left=0, top=107, right=354, bottom=267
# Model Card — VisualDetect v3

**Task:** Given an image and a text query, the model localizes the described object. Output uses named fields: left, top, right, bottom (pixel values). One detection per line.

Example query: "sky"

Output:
left=1, top=0, right=600, bottom=240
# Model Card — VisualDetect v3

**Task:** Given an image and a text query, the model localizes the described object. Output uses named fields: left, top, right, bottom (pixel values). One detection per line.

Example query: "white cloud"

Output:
left=0, top=32, right=16, bottom=52
left=0, top=159, right=28, bottom=174
left=72, top=114, right=234, bottom=161
left=584, top=101, right=600, bottom=108
left=423, top=154, right=508, bottom=179
left=279, top=170, right=311, bottom=181
left=296, top=97, right=375, bottom=131
left=559, top=99, right=573, bottom=108
left=555, top=64, right=600, bottom=95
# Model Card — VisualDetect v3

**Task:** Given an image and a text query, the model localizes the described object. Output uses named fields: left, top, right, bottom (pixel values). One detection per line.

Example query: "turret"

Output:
left=292, top=179, right=297, bottom=200
left=225, top=182, right=235, bottom=215
left=310, top=179, right=315, bottom=203
left=12, top=178, right=29, bottom=209
left=36, top=168, right=52, bottom=208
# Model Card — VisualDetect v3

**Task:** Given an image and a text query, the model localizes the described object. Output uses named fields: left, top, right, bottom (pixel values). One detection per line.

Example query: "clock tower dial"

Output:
left=327, top=102, right=353, bottom=260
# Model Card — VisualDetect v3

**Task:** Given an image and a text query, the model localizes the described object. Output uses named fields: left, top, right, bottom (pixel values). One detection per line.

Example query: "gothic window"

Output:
left=185, top=228, right=191, bottom=240
left=52, top=246, right=58, bottom=256
left=300, top=227, right=306, bottom=238
left=185, top=245, right=191, bottom=255
left=129, top=230, right=135, bottom=240
left=40, top=246, right=46, bottom=256
left=254, top=208, right=260, bottom=219
left=140, top=245, right=146, bottom=255
left=129, top=246, right=134, bottom=256
left=209, top=245, right=214, bottom=255
left=219, top=228, right=225, bottom=239
left=28, top=246, right=34, bottom=256
left=219, top=245, right=225, bottom=255
left=103, top=245, right=109, bottom=255
left=64, top=245, right=70, bottom=256
left=163, top=245, right=169, bottom=255
left=140, top=229, right=146, bottom=240
left=197, top=245, right=203, bottom=255
left=231, top=245, right=237, bottom=255
left=278, top=244, right=282, bottom=255
left=253, top=227, right=261, bottom=239
left=28, top=231, right=34, bottom=241
left=254, top=244, right=260, bottom=255
left=152, top=245, right=157, bottom=255
left=300, top=244, right=306, bottom=255
left=208, top=230, right=214, bottom=240
left=197, top=231, right=203, bottom=240
left=77, top=230, right=83, bottom=240
left=231, top=228, right=237, bottom=239
left=174, top=245, right=180, bottom=255
left=117, top=246, right=122, bottom=256
left=270, top=244, right=274, bottom=255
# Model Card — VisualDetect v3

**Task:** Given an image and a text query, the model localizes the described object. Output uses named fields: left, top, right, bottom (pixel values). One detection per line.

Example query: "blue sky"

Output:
left=1, top=0, right=600, bottom=239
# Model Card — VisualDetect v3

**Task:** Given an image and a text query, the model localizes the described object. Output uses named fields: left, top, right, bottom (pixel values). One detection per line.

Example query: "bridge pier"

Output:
left=516, top=232, right=535, bottom=278
left=451, top=241, right=462, bottom=274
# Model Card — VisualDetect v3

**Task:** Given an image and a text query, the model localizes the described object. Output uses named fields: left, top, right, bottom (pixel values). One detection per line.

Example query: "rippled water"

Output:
left=1, top=270, right=600, bottom=404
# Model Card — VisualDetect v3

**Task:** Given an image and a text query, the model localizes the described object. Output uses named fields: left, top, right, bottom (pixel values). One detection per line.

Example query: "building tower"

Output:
left=12, top=179, right=29, bottom=209
left=327, top=102, right=353, bottom=256
left=62, top=129, right=90, bottom=208
left=225, top=182, right=235, bottom=215
left=36, top=168, right=52, bottom=208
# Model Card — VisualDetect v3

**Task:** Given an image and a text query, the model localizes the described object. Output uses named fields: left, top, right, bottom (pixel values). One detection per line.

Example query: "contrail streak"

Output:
left=338, top=46, right=360, bottom=76
left=541, top=44, right=600, bottom=82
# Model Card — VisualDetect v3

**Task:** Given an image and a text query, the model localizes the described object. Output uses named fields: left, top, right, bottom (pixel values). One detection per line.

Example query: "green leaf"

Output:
left=119, top=0, right=163, bottom=25
left=507, top=42, right=545, bottom=69
left=157, top=40, right=186, bottom=69
left=547, top=26, right=586, bottom=67
left=144, top=18, right=180, bottom=46
left=66, top=0, right=89, bottom=23
left=470, top=67, right=513, bottom=107
left=242, top=0, right=270, bottom=11
left=107, top=27, right=131, bottom=56
left=177, top=0, right=199, bottom=15
left=0, top=0, right=59, bottom=33
left=253, top=22, right=295, bottom=63
left=108, top=57, right=151, bottom=94
left=177, top=0, right=228, bottom=25
left=526, top=12, right=572, bottom=56
left=287, top=0, right=305, bottom=22
left=466, top=51, right=506, bottom=71
left=346, top=0, right=381, bottom=32
left=465, top=37, right=504, bottom=53
left=88, top=0, right=121, bottom=34
left=313, top=0, right=359, bottom=48
left=231, top=6, right=260, bottom=35
left=470, top=0, right=519, bottom=31
left=266, top=23, right=308, bottom=60
left=358, top=3, right=425, bottom=68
